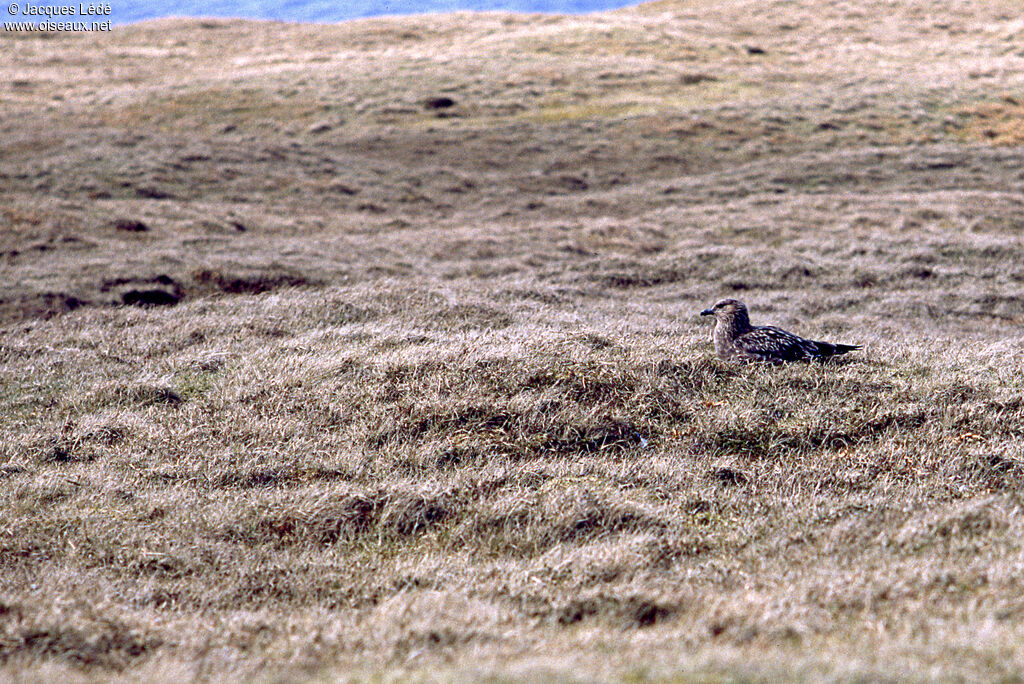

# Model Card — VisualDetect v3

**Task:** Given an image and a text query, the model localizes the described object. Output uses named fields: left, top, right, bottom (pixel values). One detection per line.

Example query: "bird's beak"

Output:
left=700, top=308, right=714, bottom=316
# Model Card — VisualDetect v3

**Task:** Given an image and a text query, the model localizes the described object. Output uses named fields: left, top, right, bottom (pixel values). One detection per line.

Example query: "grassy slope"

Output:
left=3, top=0, right=1024, bottom=680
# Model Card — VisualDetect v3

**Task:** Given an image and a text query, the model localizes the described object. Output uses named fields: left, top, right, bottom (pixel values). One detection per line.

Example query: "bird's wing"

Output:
left=734, top=326, right=818, bottom=363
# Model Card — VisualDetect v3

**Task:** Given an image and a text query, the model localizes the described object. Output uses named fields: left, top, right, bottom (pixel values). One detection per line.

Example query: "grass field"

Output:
left=4, top=0, right=1024, bottom=680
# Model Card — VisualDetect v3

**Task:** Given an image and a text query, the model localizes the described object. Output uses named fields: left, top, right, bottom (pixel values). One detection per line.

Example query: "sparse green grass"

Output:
left=4, top=0, right=1024, bottom=681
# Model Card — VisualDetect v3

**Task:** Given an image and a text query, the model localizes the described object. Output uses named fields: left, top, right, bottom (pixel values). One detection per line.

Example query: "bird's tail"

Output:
left=814, top=341, right=861, bottom=358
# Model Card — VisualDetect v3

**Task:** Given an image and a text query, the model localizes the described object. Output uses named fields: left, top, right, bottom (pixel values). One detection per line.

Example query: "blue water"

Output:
left=2, top=0, right=643, bottom=26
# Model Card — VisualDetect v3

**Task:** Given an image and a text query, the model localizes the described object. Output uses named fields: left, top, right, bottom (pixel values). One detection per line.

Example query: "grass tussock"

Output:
left=0, top=601, right=161, bottom=670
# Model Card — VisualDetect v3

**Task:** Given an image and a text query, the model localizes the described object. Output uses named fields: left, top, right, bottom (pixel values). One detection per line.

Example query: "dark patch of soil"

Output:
left=424, top=96, right=456, bottom=110
left=112, top=219, right=149, bottom=232
left=102, top=275, right=184, bottom=308
left=121, top=289, right=181, bottom=307
left=0, top=292, right=88, bottom=325
left=191, top=268, right=319, bottom=295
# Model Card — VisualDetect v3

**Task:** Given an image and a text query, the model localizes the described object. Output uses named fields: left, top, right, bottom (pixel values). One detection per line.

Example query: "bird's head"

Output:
left=700, top=298, right=748, bottom=321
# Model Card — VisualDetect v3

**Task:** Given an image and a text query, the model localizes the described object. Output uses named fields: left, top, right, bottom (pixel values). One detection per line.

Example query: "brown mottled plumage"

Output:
left=700, top=298, right=860, bottom=364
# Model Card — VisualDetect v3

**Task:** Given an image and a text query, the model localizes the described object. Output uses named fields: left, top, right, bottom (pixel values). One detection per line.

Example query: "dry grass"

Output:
left=4, top=0, right=1024, bottom=680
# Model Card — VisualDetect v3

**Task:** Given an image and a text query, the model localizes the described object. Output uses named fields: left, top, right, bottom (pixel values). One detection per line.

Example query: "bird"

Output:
left=700, top=298, right=860, bottom=364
